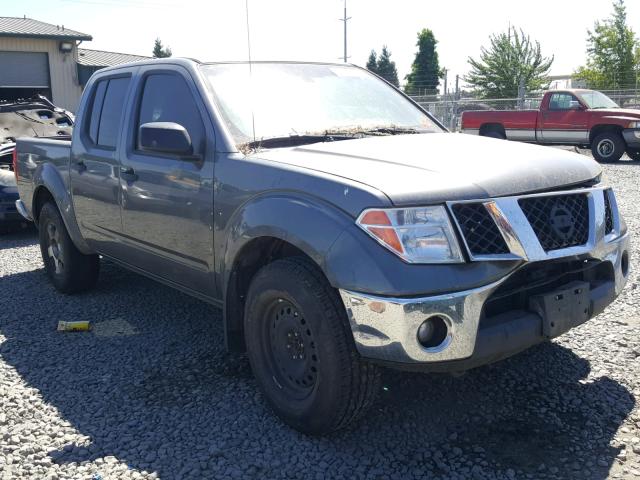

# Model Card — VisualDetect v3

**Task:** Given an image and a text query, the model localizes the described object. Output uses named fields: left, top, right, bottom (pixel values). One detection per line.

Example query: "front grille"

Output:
left=452, top=203, right=509, bottom=255
left=604, top=190, right=614, bottom=234
left=518, top=194, right=589, bottom=251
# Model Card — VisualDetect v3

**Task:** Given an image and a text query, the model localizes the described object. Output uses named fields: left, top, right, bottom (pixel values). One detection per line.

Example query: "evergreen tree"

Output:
left=465, top=27, right=553, bottom=98
left=574, top=0, right=639, bottom=89
left=152, top=38, right=172, bottom=58
left=376, top=46, right=399, bottom=87
left=366, top=50, right=378, bottom=74
left=404, top=29, right=442, bottom=95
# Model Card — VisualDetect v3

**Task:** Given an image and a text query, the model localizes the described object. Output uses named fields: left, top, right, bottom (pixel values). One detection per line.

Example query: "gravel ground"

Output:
left=1, top=161, right=640, bottom=480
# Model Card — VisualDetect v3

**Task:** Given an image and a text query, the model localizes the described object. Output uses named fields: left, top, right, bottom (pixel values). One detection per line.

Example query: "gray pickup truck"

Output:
left=14, top=59, right=630, bottom=434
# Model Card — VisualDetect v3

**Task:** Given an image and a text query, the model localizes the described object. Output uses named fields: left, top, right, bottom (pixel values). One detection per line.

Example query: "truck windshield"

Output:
left=578, top=90, right=619, bottom=109
left=200, top=63, right=442, bottom=147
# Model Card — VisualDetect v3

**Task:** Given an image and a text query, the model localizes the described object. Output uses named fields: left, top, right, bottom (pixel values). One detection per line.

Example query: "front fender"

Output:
left=221, top=194, right=353, bottom=288
left=32, top=162, right=93, bottom=255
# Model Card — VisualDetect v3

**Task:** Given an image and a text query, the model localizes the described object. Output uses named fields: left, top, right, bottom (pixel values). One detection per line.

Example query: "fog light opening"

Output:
left=621, top=250, right=629, bottom=277
left=417, top=316, right=449, bottom=349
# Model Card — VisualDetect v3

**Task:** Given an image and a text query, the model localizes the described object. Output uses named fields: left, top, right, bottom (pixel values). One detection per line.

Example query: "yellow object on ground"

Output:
left=57, top=321, right=91, bottom=332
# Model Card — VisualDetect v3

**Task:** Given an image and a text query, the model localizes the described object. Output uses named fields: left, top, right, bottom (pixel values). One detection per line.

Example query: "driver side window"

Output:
left=548, top=93, right=579, bottom=111
left=136, top=73, right=205, bottom=155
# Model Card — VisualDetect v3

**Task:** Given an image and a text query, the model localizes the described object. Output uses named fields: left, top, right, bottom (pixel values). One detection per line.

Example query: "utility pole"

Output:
left=443, top=69, right=448, bottom=127
left=517, top=77, right=525, bottom=110
left=443, top=69, right=448, bottom=96
left=339, top=0, right=351, bottom=62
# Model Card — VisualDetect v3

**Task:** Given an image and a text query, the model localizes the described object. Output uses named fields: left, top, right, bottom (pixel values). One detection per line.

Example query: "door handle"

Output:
left=120, top=166, right=138, bottom=181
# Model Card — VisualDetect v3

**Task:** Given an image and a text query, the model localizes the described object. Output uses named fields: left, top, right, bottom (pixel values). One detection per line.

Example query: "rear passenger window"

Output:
left=136, top=74, right=205, bottom=155
left=87, top=80, right=107, bottom=144
left=86, top=76, right=131, bottom=149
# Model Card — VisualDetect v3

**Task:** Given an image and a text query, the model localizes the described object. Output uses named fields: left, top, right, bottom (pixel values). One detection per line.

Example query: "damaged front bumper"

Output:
left=339, top=187, right=630, bottom=371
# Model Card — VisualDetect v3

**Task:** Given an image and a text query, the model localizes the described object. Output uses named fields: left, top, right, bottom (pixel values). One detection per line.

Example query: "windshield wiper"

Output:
left=355, top=126, right=426, bottom=135
left=239, top=125, right=430, bottom=152
left=240, top=132, right=355, bottom=151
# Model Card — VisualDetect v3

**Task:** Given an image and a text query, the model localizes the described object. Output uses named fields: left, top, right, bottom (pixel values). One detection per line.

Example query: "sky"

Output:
left=4, top=0, right=640, bottom=89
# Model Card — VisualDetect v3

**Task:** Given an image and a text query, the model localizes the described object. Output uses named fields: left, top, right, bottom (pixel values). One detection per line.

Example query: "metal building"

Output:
left=0, top=17, right=148, bottom=112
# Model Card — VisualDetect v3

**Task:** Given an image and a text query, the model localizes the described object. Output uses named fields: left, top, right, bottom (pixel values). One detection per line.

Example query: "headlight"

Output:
left=629, top=121, right=640, bottom=129
left=356, top=206, right=464, bottom=263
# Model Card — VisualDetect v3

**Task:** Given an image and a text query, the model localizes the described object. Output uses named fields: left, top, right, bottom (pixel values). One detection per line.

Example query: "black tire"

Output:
left=591, top=132, right=625, bottom=163
left=38, top=202, right=99, bottom=293
left=244, top=257, right=381, bottom=435
left=483, top=130, right=506, bottom=140
left=627, top=148, right=640, bottom=161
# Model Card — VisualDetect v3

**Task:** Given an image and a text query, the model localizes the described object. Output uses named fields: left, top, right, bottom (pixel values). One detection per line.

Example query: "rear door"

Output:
left=117, top=66, right=215, bottom=296
left=539, top=92, right=589, bottom=144
left=70, top=74, right=132, bottom=255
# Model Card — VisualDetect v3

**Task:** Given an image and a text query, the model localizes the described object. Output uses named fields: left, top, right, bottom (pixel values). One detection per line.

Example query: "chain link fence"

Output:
left=412, top=88, right=640, bottom=131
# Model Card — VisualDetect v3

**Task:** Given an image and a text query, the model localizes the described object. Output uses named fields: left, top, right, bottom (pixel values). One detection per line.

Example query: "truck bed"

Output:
left=461, top=110, right=539, bottom=131
left=15, top=136, right=72, bottom=217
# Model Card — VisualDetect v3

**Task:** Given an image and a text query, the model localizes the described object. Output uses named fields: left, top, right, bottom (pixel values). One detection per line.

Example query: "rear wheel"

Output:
left=244, top=257, right=380, bottom=435
left=627, top=148, right=640, bottom=161
left=38, top=202, right=99, bottom=293
left=591, top=132, right=625, bottom=163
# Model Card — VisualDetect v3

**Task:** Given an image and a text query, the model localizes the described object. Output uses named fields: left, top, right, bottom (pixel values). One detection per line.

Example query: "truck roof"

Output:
left=545, top=88, right=596, bottom=94
left=95, top=58, right=355, bottom=74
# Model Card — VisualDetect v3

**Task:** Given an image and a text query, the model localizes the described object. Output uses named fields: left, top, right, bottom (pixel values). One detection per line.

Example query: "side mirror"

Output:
left=139, top=122, right=193, bottom=156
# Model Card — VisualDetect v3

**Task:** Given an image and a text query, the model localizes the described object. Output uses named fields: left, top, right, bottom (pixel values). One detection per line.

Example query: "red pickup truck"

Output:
left=461, top=89, right=640, bottom=162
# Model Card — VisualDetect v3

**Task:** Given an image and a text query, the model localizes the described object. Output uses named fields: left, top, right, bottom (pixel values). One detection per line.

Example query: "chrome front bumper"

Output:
left=340, top=187, right=630, bottom=365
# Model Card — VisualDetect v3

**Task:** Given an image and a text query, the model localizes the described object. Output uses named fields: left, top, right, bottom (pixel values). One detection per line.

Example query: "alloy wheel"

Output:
left=46, top=222, right=64, bottom=275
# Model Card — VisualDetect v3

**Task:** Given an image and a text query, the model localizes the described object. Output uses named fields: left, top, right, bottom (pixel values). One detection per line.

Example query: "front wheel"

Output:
left=38, top=202, right=100, bottom=293
left=627, top=148, right=640, bottom=161
left=591, top=132, right=625, bottom=163
left=244, top=257, right=381, bottom=435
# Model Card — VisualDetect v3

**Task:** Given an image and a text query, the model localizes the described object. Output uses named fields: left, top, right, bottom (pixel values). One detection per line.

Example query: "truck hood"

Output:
left=592, top=108, right=640, bottom=121
left=254, top=133, right=601, bottom=205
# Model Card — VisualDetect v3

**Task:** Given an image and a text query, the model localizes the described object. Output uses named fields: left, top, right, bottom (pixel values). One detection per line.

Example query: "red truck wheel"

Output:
left=591, top=132, right=625, bottom=163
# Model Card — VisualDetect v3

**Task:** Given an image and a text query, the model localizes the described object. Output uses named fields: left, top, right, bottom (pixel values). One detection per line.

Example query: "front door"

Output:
left=70, top=75, right=131, bottom=255
left=118, top=68, right=215, bottom=296
left=539, top=92, right=589, bottom=144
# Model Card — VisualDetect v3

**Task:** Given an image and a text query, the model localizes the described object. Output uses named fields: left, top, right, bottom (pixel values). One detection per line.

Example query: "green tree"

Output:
left=366, top=47, right=399, bottom=87
left=574, top=0, right=639, bottom=89
left=366, top=50, right=378, bottom=74
left=375, top=46, right=399, bottom=87
left=404, top=29, right=442, bottom=95
left=465, top=27, right=553, bottom=98
left=152, top=38, right=172, bottom=58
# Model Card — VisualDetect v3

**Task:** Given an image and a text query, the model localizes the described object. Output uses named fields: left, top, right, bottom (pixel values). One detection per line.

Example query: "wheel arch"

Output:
left=220, top=194, right=357, bottom=352
left=32, top=185, right=55, bottom=224
left=479, top=123, right=506, bottom=138
left=31, top=163, right=93, bottom=255
left=589, top=124, right=624, bottom=143
left=224, top=236, right=326, bottom=353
